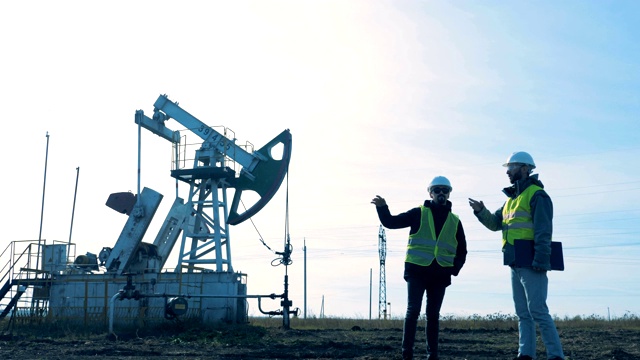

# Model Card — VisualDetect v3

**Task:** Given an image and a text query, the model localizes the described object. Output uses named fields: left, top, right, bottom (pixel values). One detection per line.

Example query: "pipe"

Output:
left=137, top=114, right=141, bottom=199
left=108, top=292, right=122, bottom=336
left=140, top=293, right=279, bottom=300
left=108, top=291, right=284, bottom=335
left=109, top=272, right=295, bottom=333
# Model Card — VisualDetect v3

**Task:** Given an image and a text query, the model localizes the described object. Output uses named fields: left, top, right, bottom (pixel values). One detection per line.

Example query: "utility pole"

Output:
left=304, top=238, right=307, bottom=319
left=39, top=132, right=50, bottom=243
left=369, top=268, right=372, bottom=320
left=378, top=225, right=387, bottom=319
left=69, top=167, right=80, bottom=245
left=37, top=132, right=50, bottom=272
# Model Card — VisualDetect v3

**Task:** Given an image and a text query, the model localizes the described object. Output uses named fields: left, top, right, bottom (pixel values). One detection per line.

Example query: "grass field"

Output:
left=1, top=313, right=639, bottom=359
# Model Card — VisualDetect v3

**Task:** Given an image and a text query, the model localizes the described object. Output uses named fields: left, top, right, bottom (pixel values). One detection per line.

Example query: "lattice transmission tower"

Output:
left=378, top=225, right=388, bottom=319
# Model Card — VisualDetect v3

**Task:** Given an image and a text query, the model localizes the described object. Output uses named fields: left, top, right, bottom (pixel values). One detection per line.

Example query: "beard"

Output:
left=434, top=194, right=447, bottom=205
left=509, top=171, right=523, bottom=184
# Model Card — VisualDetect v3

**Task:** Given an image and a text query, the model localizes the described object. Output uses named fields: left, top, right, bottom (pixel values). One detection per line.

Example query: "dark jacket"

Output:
left=375, top=199, right=468, bottom=284
left=474, top=174, right=554, bottom=270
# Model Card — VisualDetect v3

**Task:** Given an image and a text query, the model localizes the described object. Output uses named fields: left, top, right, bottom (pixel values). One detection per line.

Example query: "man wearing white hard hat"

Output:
left=372, top=176, right=467, bottom=360
left=469, top=152, right=564, bottom=360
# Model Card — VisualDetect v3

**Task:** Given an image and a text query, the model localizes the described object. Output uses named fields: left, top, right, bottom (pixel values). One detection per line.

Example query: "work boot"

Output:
left=513, top=356, right=533, bottom=360
left=426, top=343, right=438, bottom=360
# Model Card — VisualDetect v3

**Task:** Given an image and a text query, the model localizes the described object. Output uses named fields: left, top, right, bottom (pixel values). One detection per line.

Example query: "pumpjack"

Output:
left=0, top=95, right=294, bottom=329
left=102, top=94, right=292, bottom=275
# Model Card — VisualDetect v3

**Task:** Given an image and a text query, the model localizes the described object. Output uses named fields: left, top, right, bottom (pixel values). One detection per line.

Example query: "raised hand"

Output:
left=468, top=198, right=485, bottom=213
left=371, top=195, right=387, bottom=207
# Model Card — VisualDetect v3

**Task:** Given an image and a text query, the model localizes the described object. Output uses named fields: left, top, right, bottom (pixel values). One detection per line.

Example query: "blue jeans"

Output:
left=402, top=266, right=448, bottom=359
left=511, top=267, right=564, bottom=359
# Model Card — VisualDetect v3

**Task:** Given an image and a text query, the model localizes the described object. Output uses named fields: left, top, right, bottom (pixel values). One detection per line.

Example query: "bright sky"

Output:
left=1, top=1, right=639, bottom=320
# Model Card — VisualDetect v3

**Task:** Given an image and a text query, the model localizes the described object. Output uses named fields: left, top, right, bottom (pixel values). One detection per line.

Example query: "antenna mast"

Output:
left=378, top=225, right=387, bottom=319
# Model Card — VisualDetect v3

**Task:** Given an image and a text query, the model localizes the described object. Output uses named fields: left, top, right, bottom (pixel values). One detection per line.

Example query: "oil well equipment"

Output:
left=0, top=94, right=296, bottom=331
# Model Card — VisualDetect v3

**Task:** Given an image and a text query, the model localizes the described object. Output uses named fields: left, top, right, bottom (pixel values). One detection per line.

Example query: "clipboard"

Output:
left=513, top=240, right=564, bottom=271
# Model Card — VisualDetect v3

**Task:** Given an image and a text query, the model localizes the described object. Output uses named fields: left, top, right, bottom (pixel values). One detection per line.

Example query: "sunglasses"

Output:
left=431, top=187, right=450, bottom=195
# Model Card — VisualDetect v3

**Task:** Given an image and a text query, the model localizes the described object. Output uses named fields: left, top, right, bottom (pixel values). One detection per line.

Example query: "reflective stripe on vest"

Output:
left=501, top=185, right=542, bottom=247
left=406, top=206, right=459, bottom=267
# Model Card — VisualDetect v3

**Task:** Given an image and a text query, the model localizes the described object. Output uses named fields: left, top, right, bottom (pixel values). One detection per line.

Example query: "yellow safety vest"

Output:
left=406, top=206, right=459, bottom=267
left=501, top=185, right=542, bottom=247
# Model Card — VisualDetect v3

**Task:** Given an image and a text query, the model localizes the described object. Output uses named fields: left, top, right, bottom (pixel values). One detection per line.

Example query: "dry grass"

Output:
left=3, top=312, right=639, bottom=338
left=250, top=311, right=640, bottom=331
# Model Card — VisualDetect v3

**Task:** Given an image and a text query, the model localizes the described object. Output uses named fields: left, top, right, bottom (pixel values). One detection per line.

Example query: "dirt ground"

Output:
left=1, top=323, right=639, bottom=360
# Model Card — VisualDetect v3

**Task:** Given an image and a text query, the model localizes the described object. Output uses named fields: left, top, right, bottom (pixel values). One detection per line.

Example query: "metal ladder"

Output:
left=0, top=241, right=54, bottom=320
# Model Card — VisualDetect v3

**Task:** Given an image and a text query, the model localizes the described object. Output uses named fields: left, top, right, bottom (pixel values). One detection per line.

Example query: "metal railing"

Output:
left=0, top=240, right=76, bottom=323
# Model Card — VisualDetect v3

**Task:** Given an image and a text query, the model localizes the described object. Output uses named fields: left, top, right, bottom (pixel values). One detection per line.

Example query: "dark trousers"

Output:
left=402, top=265, right=448, bottom=359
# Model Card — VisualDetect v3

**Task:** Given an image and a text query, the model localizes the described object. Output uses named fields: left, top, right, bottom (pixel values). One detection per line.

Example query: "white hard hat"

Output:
left=428, top=176, right=452, bottom=191
left=503, top=151, right=536, bottom=169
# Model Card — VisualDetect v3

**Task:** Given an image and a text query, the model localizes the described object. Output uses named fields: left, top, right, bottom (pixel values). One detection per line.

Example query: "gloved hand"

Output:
left=468, top=198, right=485, bottom=213
left=371, top=195, right=387, bottom=207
